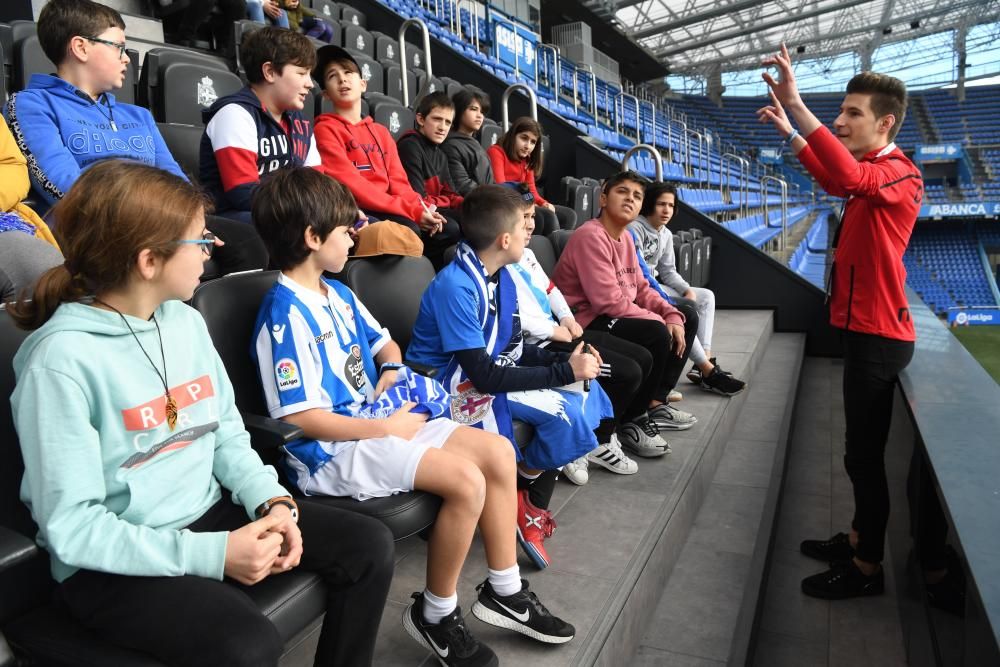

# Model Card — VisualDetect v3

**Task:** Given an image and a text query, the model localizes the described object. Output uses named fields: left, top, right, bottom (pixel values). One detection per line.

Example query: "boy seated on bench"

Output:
left=407, top=185, right=621, bottom=569
left=251, top=168, right=575, bottom=665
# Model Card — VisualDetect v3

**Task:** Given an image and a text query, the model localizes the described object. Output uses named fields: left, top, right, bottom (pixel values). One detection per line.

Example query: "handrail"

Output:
left=454, top=0, right=480, bottom=52
left=572, top=66, right=580, bottom=115
left=621, top=143, right=664, bottom=182
left=676, top=119, right=689, bottom=177
left=501, top=83, right=538, bottom=132
left=613, top=92, right=640, bottom=145
left=722, top=152, right=749, bottom=216
left=688, top=129, right=703, bottom=183
left=536, top=43, right=560, bottom=101
left=762, top=175, right=788, bottom=250
left=493, top=19, right=519, bottom=79
left=398, top=18, right=432, bottom=108
left=639, top=99, right=656, bottom=149
left=578, top=64, right=597, bottom=120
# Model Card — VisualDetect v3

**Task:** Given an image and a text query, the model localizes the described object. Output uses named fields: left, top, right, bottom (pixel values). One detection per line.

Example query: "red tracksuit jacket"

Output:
left=797, top=126, right=923, bottom=341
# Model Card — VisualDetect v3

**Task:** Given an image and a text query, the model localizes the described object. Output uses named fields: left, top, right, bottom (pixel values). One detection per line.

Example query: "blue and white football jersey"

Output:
left=252, top=274, right=391, bottom=489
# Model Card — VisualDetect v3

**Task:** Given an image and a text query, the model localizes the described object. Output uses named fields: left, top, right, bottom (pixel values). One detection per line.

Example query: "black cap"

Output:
left=312, top=45, right=362, bottom=85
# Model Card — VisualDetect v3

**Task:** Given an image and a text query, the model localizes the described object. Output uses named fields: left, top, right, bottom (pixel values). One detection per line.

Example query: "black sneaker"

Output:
left=403, top=593, right=498, bottom=666
left=685, top=364, right=702, bottom=384
left=800, top=532, right=854, bottom=563
left=801, top=560, right=884, bottom=600
left=926, top=569, right=966, bottom=617
left=471, top=579, right=575, bottom=644
left=700, top=364, right=746, bottom=396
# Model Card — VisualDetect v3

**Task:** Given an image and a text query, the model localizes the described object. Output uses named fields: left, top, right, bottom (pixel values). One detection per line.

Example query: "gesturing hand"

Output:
left=761, top=43, right=802, bottom=112
left=755, top=89, right=794, bottom=138
left=224, top=514, right=285, bottom=585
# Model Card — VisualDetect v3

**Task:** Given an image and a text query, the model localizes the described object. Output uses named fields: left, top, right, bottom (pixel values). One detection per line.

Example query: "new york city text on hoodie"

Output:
left=4, top=74, right=185, bottom=206
left=200, top=87, right=319, bottom=214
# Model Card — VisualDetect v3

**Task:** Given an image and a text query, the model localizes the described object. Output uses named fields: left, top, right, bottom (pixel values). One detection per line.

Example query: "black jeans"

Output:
left=205, top=213, right=270, bottom=276
left=545, top=329, right=648, bottom=423
left=587, top=307, right=697, bottom=408
left=842, top=330, right=914, bottom=564
left=59, top=495, right=395, bottom=667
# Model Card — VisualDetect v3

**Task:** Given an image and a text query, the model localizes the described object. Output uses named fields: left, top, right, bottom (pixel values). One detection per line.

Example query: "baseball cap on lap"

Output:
left=313, top=45, right=362, bottom=84
left=353, top=220, right=424, bottom=258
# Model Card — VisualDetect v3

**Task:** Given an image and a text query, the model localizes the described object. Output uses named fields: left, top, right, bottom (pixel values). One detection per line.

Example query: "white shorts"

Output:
left=305, top=418, right=460, bottom=500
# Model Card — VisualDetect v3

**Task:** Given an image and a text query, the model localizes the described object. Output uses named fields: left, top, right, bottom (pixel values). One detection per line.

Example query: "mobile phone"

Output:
left=353, top=218, right=366, bottom=230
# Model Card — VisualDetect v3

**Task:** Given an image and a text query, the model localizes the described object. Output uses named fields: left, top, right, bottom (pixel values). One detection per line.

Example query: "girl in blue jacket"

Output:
left=9, top=160, right=394, bottom=667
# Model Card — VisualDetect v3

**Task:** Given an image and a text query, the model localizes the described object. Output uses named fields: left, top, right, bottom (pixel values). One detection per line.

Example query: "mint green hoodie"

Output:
left=12, top=299, right=288, bottom=583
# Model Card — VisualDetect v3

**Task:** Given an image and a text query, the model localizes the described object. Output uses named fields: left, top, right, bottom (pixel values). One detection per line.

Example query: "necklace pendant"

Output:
left=111, top=120, right=118, bottom=132
left=165, top=393, right=178, bottom=431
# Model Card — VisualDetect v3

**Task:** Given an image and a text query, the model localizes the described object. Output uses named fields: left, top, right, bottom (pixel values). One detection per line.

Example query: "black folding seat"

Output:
left=383, top=63, right=416, bottom=105
left=480, top=122, right=501, bottom=149
left=689, top=235, right=705, bottom=288
left=675, top=238, right=693, bottom=285
left=156, top=122, right=203, bottom=181
left=342, top=24, right=374, bottom=58
left=527, top=234, right=556, bottom=276
left=340, top=5, right=367, bottom=28
left=373, top=31, right=398, bottom=63
left=369, top=98, right=414, bottom=140
left=699, top=234, right=712, bottom=286
left=139, top=47, right=243, bottom=125
left=570, top=183, right=591, bottom=227
left=549, top=229, right=573, bottom=259
left=353, top=52, right=383, bottom=95
left=311, top=0, right=340, bottom=22
left=559, top=176, right=582, bottom=207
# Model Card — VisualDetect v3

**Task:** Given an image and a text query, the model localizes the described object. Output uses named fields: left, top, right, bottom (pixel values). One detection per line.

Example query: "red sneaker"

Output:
left=516, top=489, right=556, bottom=569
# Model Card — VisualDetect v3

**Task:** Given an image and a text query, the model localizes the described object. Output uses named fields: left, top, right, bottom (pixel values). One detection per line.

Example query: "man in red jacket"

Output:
left=758, top=45, right=922, bottom=600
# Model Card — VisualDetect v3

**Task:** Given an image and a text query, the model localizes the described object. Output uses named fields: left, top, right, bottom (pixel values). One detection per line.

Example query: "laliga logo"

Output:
left=197, top=76, right=218, bottom=107
left=275, top=359, right=300, bottom=391
left=955, top=311, right=969, bottom=325
left=389, top=111, right=401, bottom=134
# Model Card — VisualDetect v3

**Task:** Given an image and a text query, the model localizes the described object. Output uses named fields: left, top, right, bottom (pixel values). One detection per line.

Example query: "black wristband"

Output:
left=379, top=362, right=404, bottom=376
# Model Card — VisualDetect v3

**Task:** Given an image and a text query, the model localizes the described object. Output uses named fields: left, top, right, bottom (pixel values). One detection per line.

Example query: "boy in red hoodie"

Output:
left=312, top=46, right=458, bottom=267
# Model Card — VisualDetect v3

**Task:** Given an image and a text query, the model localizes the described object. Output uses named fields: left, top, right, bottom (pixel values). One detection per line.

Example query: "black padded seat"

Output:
left=156, top=122, right=202, bottom=181
left=549, top=229, right=574, bottom=259
left=342, top=25, right=374, bottom=58
left=190, top=269, right=441, bottom=540
left=340, top=6, right=367, bottom=27
left=352, top=52, right=384, bottom=95
left=369, top=99, right=414, bottom=140
left=382, top=64, right=417, bottom=105
left=480, top=123, right=501, bottom=149
left=527, top=234, right=556, bottom=276
left=138, top=47, right=240, bottom=125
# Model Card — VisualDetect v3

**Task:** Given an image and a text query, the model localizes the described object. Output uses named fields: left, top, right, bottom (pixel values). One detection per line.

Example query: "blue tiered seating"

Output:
left=904, top=226, right=999, bottom=314
left=788, top=208, right=832, bottom=288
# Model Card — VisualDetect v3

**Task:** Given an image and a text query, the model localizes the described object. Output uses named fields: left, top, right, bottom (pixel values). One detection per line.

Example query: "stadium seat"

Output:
left=343, top=25, right=374, bottom=58
left=353, top=53, right=384, bottom=95
left=156, top=122, right=202, bottom=181
left=383, top=63, right=416, bottom=105
left=527, top=234, right=556, bottom=276
left=139, top=48, right=243, bottom=125
left=675, top=239, right=693, bottom=286
left=369, top=98, right=414, bottom=140
left=480, top=122, right=502, bottom=148
left=0, top=306, right=333, bottom=666
left=190, top=269, right=443, bottom=540
left=340, top=6, right=367, bottom=28
left=689, top=236, right=705, bottom=288
left=549, top=229, right=573, bottom=259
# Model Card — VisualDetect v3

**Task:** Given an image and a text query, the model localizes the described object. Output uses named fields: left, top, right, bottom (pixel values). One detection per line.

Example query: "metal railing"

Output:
left=639, top=100, right=656, bottom=149
left=614, top=92, right=640, bottom=145
left=454, top=0, right=480, bottom=52
left=536, top=43, right=560, bottom=101
left=688, top=129, right=704, bottom=183
left=492, top=19, right=518, bottom=79
left=622, top=143, right=664, bottom=182
left=501, top=83, right=538, bottom=132
left=762, top=175, right=789, bottom=250
left=578, top=64, right=598, bottom=120
left=721, top=152, right=749, bottom=216
left=398, top=18, right=432, bottom=108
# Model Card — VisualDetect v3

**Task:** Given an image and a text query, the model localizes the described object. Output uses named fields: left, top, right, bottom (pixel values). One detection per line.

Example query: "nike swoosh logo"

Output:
left=494, top=598, right=530, bottom=622
left=426, top=634, right=449, bottom=658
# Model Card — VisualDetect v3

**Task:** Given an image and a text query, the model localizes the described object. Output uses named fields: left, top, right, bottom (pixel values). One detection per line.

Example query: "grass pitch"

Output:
left=950, top=325, right=1000, bottom=385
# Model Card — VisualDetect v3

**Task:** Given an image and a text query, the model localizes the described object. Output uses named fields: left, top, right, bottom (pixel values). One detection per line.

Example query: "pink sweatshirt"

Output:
left=553, top=219, right=685, bottom=329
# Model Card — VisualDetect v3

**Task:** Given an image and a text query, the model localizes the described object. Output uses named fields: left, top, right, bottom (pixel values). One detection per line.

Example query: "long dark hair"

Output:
left=499, top=116, right=544, bottom=176
left=9, top=162, right=208, bottom=329
left=450, top=88, right=490, bottom=135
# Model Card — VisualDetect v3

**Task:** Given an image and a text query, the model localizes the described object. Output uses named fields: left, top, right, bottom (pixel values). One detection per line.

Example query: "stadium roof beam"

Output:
left=651, top=0, right=872, bottom=58
left=623, top=0, right=771, bottom=38
left=667, top=1, right=991, bottom=72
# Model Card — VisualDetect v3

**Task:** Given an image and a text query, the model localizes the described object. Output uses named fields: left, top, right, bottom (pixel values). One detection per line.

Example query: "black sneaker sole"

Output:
left=699, top=382, right=746, bottom=397
left=801, top=574, right=884, bottom=600
left=403, top=603, right=500, bottom=667
left=471, top=600, right=574, bottom=644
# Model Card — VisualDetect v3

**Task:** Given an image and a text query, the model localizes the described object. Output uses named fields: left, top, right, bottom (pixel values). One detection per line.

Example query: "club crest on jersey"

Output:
left=275, top=358, right=300, bottom=391
left=450, top=379, right=493, bottom=425
left=345, top=344, right=366, bottom=392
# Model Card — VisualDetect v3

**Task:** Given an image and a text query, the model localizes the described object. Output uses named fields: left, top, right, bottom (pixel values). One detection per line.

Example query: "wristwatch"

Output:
left=257, top=496, right=299, bottom=522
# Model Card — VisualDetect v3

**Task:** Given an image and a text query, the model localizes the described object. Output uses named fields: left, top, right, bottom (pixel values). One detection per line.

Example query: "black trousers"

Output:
left=205, top=213, right=270, bottom=276
left=587, top=305, right=697, bottom=408
left=841, top=330, right=914, bottom=564
left=367, top=210, right=461, bottom=270
left=544, top=329, right=649, bottom=423
left=59, top=495, right=395, bottom=667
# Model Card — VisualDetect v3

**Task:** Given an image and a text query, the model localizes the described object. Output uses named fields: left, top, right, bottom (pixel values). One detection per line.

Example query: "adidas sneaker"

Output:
left=561, top=456, right=589, bottom=485
left=617, top=415, right=671, bottom=458
left=403, top=593, right=498, bottom=666
left=472, top=579, right=575, bottom=644
left=586, top=434, right=639, bottom=474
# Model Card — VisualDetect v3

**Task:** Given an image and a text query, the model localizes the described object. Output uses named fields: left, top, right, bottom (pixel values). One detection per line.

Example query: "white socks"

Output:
left=422, top=589, right=458, bottom=625
left=488, top=564, right=522, bottom=597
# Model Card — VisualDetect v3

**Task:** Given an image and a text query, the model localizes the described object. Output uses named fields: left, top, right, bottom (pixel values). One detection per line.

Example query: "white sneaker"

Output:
left=617, top=416, right=671, bottom=458
left=562, top=456, right=590, bottom=485
left=668, top=389, right=683, bottom=402
left=587, top=434, right=639, bottom=475
left=647, top=403, right=697, bottom=431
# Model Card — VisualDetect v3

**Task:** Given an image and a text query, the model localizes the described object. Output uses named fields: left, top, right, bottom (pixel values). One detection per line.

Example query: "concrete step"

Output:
left=280, top=309, right=776, bottom=667
left=631, top=331, right=807, bottom=666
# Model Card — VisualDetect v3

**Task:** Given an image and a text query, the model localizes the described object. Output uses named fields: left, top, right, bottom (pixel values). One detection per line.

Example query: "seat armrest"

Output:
left=405, top=361, right=438, bottom=378
left=242, top=413, right=304, bottom=450
left=0, top=526, right=39, bottom=574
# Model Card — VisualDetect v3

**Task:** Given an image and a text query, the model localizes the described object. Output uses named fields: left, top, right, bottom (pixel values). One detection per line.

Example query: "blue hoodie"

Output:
left=4, top=74, right=185, bottom=206
left=12, top=300, right=288, bottom=583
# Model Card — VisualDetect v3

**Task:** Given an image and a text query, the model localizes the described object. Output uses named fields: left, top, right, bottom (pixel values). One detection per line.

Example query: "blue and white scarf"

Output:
left=358, top=366, right=451, bottom=420
left=441, top=241, right=522, bottom=443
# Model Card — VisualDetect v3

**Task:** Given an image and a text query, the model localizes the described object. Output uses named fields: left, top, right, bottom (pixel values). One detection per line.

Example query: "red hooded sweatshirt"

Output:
left=797, top=126, right=922, bottom=341
left=486, top=143, right=548, bottom=207
left=314, top=113, right=426, bottom=221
